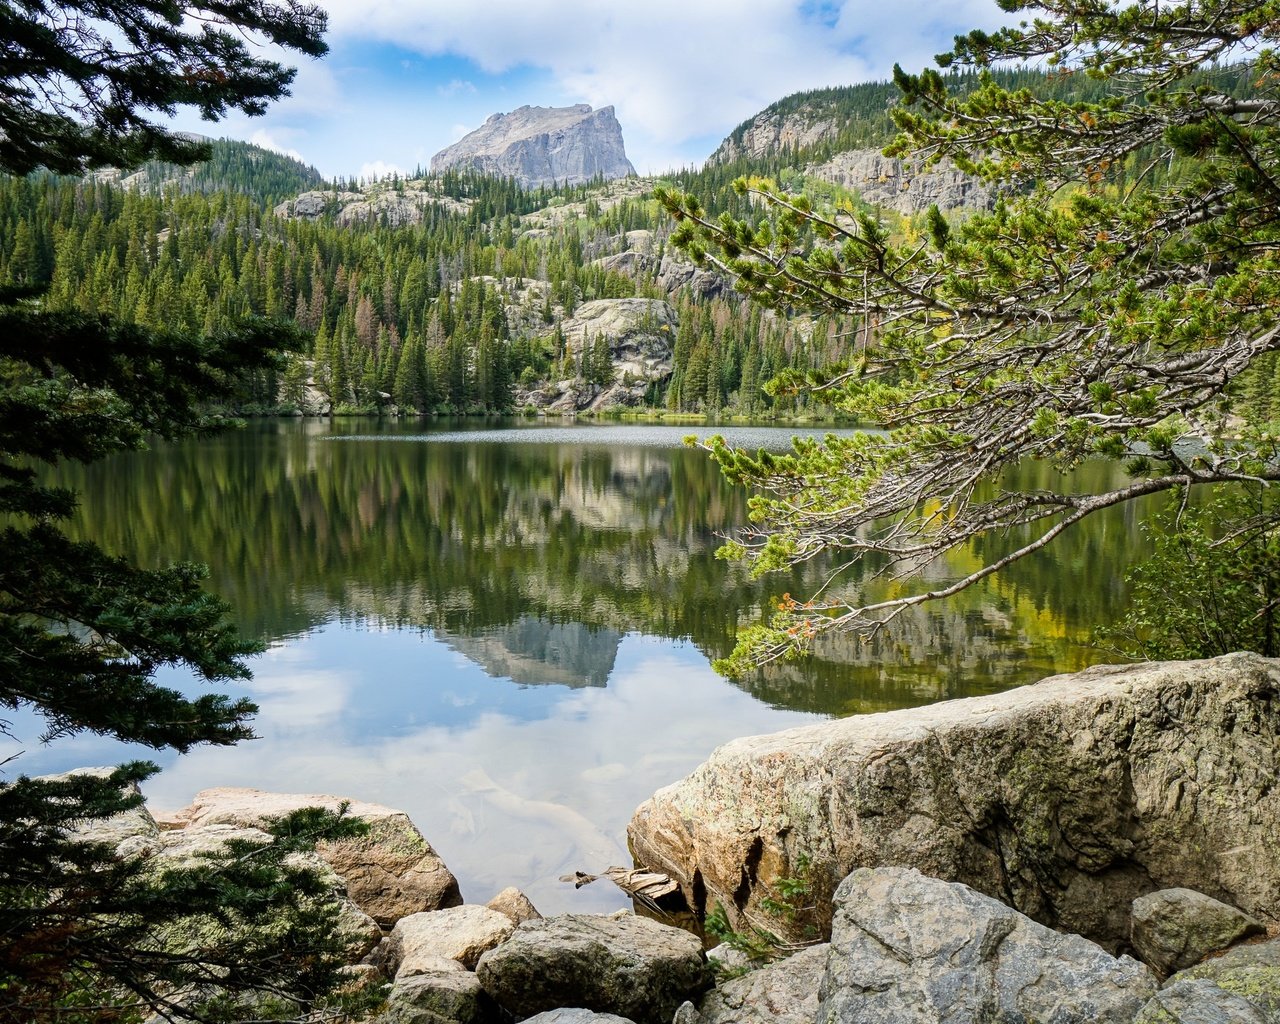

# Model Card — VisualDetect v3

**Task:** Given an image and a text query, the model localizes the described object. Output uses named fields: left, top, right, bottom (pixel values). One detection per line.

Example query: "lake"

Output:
left=1, top=418, right=1147, bottom=913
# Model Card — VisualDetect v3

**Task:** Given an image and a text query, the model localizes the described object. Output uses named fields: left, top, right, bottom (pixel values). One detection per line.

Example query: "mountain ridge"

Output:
left=430, top=104, right=636, bottom=189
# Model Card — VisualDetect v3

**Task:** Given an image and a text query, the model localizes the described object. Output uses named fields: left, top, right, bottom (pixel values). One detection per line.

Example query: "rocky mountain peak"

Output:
left=430, top=104, right=636, bottom=189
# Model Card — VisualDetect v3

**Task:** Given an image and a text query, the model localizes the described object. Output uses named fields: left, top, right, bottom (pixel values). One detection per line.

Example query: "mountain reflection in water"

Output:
left=3, top=419, right=1148, bottom=912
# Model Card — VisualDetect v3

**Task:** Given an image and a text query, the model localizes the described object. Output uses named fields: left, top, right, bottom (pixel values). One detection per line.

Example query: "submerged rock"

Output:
left=629, top=654, right=1280, bottom=949
left=1131, top=888, right=1266, bottom=976
left=475, top=912, right=708, bottom=1024
left=819, top=867, right=1156, bottom=1024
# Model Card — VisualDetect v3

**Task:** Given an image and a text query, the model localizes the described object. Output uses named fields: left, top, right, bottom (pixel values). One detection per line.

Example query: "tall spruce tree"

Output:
left=658, top=0, right=1280, bottom=674
left=0, top=3, right=375, bottom=1021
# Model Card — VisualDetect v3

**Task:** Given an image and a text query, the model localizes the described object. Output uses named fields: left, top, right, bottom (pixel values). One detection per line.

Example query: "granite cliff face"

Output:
left=807, top=148, right=997, bottom=214
left=431, top=104, right=636, bottom=189
left=710, top=87, right=995, bottom=213
left=711, top=105, right=841, bottom=164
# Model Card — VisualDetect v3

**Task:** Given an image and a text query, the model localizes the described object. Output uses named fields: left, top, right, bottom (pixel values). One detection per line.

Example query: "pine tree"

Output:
left=0, top=3, right=379, bottom=1020
left=660, top=0, right=1280, bottom=673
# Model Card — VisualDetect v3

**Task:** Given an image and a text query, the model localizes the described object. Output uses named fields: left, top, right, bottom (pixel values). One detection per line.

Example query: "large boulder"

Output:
left=163, top=787, right=461, bottom=926
left=149, top=822, right=383, bottom=961
left=1160, top=936, right=1280, bottom=1022
left=384, top=906, right=515, bottom=977
left=375, top=967, right=491, bottom=1024
left=819, top=867, right=1156, bottom=1024
left=1135, top=978, right=1271, bottom=1024
left=51, top=767, right=161, bottom=859
left=629, top=654, right=1280, bottom=949
left=676, top=943, right=827, bottom=1024
left=1131, top=888, right=1266, bottom=976
left=475, top=913, right=708, bottom=1024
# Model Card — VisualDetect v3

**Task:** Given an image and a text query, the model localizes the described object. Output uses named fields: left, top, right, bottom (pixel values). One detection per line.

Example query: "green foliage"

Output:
left=133, top=139, right=327, bottom=206
left=0, top=765, right=375, bottom=1023
left=1097, top=485, right=1280, bottom=659
left=0, top=3, right=384, bottom=1020
left=0, top=0, right=328, bottom=176
left=704, top=854, right=818, bottom=971
left=0, top=168, right=853, bottom=417
left=661, top=1, right=1280, bottom=671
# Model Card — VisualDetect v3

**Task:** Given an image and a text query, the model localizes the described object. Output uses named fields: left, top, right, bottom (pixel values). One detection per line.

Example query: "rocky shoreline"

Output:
left=82, top=653, right=1278, bottom=1022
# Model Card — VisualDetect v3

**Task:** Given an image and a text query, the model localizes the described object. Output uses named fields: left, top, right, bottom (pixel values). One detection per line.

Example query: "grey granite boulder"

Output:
left=630, top=654, right=1280, bottom=949
left=375, top=967, right=490, bottom=1024
left=50, top=767, right=162, bottom=858
left=163, top=787, right=462, bottom=926
left=385, top=905, right=515, bottom=977
left=677, top=943, right=827, bottom=1024
left=818, top=867, right=1156, bottom=1024
left=1164, top=937, right=1280, bottom=1022
left=475, top=913, right=708, bottom=1024
left=1132, top=888, right=1266, bottom=975
left=1135, top=978, right=1270, bottom=1024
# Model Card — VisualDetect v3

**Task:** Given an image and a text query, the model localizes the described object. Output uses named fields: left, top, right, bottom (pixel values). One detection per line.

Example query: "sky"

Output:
left=171, top=0, right=1013, bottom=182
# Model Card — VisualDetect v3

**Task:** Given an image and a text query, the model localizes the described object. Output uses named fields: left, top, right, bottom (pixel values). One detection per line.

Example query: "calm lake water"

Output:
left=2, top=418, right=1148, bottom=913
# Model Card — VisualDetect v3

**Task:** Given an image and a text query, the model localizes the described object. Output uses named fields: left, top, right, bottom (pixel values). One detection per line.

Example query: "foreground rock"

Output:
left=385, top=905, right=515, bottom=977
left=676, top=943, right=827, bottom=1024
left=475, top=913, right=707, bottom=1024
left=1131, top=888, right=1266, bottom=976
left=1157, top=936, right=1280, bottom=1022
left=431, top=104, right=636, bottom=189
left=374, top=964, right=490, bottom=1024
left=1135, top=978, right=1271, bottom=1024
left=820, top=868, right=1156, bottom=1024
left=162, top=787, right=462, bottom=926
left=629, top=654, right=1280, bottom=948
left=487, top=886, right=541, bottom=925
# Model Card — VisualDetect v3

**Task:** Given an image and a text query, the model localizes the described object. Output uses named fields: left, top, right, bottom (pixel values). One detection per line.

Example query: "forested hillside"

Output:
left=93, top=137, right=327, bottom=206
left=3, top=64, right=1275, bottom=422
left=0, top=152, right=857, bottom=417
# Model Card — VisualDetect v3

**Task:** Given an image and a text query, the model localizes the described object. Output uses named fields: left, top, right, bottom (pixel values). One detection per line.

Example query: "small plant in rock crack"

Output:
left=704, top=854, right=820, bottom=974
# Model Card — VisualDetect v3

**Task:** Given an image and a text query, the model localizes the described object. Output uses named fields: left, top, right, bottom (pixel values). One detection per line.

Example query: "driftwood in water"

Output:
left=560, top=866, right=679, bottom=905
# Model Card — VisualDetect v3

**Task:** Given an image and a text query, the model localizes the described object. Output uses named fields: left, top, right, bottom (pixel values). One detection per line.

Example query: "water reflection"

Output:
left=4, top=419, right=1151, bottom=910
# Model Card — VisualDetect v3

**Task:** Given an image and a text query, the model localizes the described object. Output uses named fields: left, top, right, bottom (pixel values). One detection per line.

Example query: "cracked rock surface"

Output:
left=629, top=654, right=1280, bottom=949
left=818, top=867, right=1156, bottom=1024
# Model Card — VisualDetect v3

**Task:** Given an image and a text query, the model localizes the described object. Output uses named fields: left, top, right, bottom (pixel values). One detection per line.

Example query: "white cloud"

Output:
left=437, top=78, right=477, bottom=96
left=359, top=159, right=407, bottom=181
left=316, top=0, right=1012, bottom=167
left=248, top=129, right=306, bottom=163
